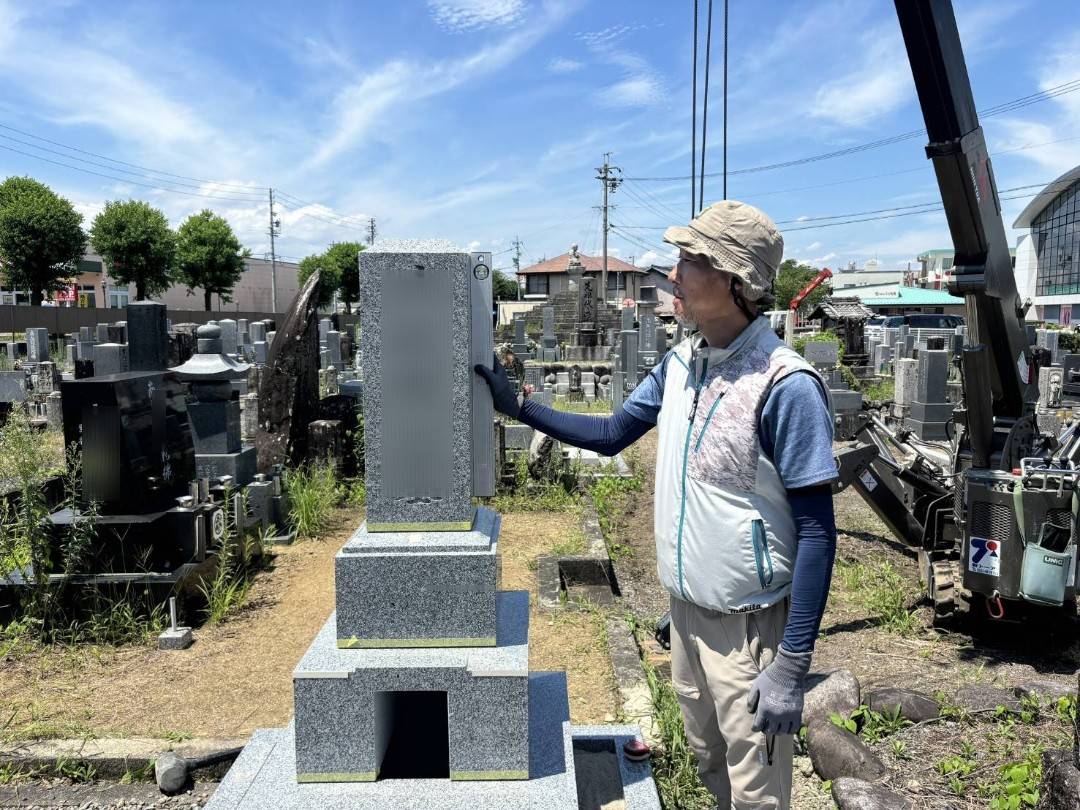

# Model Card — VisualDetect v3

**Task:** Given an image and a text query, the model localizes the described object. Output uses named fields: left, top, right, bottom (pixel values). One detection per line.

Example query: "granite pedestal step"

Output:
left=295, top=592, right=531, bottom=780
left=207, top=673, right=660, bottom=810
left=335, top=509, right=500, bottom=646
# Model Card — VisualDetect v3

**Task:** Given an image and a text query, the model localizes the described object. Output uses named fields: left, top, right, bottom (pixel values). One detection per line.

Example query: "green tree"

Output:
left=774, top=258, right=829, bottom=314
left=493, top=269, right=519, bottom=301
left=89, top=200, right=176, bottom=300
left=322, top=241, right=365, bottom=312
left=298, top=252, right=338, bottom=308
left=175, top=210, right=250, bottom=311
left=0, top=177, right=87, bottom=305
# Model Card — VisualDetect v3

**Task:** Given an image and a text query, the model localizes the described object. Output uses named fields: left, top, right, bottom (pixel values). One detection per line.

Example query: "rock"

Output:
left=831, top=777, right=911, bottom=810
left=1040, top=749, right=1080, bottom=810
left=806, top=718, right=886, bottom=782
left=528, top=431, right=563, bottom=482
left=804, top=669, right=861, bottom=725
left=955, top=684, right=1022, bottom=716
left=1015, top=680, right=1077, bottom=704
left=155, top=752, right=188, bottom=795
left=866, top=687, right=940, bottom=722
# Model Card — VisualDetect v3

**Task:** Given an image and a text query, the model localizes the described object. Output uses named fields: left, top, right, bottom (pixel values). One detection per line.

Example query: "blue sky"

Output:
left=0, top=0, right=1078, bottom=277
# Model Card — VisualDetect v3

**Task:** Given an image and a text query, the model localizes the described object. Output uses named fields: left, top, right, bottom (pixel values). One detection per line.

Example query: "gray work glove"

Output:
left=474, top=354, right=524, bottom=418
left=746, top=647, right=813, bottom=735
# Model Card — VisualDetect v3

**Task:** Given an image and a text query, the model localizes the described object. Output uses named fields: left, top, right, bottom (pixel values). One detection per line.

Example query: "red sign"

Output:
left=53, top=284, right=76, bottom=303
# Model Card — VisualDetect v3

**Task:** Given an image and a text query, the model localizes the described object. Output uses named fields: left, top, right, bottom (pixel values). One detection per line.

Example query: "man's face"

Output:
left=667, top=250, right=731, bottom=325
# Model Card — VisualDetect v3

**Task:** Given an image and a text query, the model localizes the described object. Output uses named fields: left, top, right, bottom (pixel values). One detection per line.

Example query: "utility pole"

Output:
left=596, top=153, right=622, bottom=307
left=367, top=217, right=376, bottom=246
left=512, top=236, right=523, bottom=301
left=267, top=188, right=281, bottom=313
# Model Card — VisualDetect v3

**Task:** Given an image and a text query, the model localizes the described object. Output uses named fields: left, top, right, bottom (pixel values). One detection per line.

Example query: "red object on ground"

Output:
left=623, top=739, right=651, bottom=762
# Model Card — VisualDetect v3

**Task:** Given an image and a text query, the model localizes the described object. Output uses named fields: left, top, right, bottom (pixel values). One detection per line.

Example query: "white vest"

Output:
left=653, top=317, right=828, bottom=613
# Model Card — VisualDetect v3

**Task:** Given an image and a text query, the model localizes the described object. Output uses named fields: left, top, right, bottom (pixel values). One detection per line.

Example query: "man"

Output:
left=476, top=201, right=837, bottom=810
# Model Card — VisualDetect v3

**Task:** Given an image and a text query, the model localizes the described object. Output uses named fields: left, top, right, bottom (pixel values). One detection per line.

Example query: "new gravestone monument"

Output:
left=205, top=241, right=658, bottom=810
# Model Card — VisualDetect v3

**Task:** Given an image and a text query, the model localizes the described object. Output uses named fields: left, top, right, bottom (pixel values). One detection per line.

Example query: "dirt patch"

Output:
left=0, top=508, right=358, bottom=740
left=499, top=511, right=621, bottom=724
left=0, top=504, right=622, bottom=740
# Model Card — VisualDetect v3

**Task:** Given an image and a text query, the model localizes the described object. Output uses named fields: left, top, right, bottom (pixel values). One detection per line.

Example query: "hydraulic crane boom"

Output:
left=894, top=0, right=1035, bottom=422
left=790, top=268, right=833, bottom=311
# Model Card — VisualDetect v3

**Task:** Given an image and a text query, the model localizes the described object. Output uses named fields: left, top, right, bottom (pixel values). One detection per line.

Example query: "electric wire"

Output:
left=691, top=0, right=699, bottom=219
left=627, top=77, right=1080, bottom=181
left=699, top=0, right=714, bottom=213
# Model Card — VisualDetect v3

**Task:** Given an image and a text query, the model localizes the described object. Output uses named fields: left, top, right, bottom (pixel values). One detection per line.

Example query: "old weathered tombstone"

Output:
left=218, top=319, right=239, bottom=356
left=325, top=330, right=343, bottom=369
left=26, top=328, right=50, bottom=363
left=0, top=370, right=27, bottom=403
left=255, top=272, right=321, bottom=472
left=907, top=349, right=951, bottom=440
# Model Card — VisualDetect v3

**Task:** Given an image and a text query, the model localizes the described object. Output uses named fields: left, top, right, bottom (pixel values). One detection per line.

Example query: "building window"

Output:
left=1035, top=181, right=1080, bottom=297
left=525, top=274, right=548, bottom=296
left=107, top=287, right=130, bottom=308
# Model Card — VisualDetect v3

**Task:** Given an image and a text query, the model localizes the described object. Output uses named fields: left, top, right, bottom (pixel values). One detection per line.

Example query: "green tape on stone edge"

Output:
left=450, top=770, right=529, bottom=781
left=337, top=637, right=497, bottom=649
left=297, top=771, right=377, bottom=783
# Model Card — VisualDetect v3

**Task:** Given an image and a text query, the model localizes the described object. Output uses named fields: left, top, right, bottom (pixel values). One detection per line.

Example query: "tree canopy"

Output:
left=298, top=252, right=336, bottom=308
left=90, top=200, right=176, bottom=301
left=774, top=258, right=830, bottom=314
left=493, top=269, right=518, bottom=301
left=322, top=241, right=364, bottom=312
left=0, top=177, right=87, bottom=305
left=175, top=210, right=249, bottom=311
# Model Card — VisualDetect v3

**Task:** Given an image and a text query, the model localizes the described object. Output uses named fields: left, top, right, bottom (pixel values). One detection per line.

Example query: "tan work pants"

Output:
left=669, top=596, right=793, bottom=810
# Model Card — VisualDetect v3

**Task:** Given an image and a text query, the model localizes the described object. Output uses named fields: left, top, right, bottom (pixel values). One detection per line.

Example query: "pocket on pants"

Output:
left=745, top=601, right=786, bottom=674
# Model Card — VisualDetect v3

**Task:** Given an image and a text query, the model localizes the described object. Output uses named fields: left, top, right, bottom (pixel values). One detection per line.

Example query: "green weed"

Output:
left=286, top=462, right=341, bottom=539
left=589, top=470, right=643, bottom=561
left=53, top=756, right=96, bottom=783
left=987, top=747, right=1042, bottom=810
left=829, top=704, right=910, bottom=743
left=834, top=558, right=919, bottom=635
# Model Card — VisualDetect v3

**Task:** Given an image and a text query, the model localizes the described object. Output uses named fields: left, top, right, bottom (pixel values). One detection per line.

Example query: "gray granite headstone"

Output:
left=93, top=343, right=129, bottom=376
left=894, top=358, right=918, bottom=406
left=250, top=322, right=267, bottom=343
left=218, top=319, right=239, bottom=355
left=915, top=349, right=949, bottom=403
left=26, top=328, right=49, bottom=363
left=95, top=323, right=110, bottom=343
left=253, top=341, right=268, bottom=364
left=804, top=341, right=840, bottom=370
left=126, top=301, right=168, bottom=371
left=325, top=331, right=343, bottom=368
left=360, top=240, right=493, bottom=530
left=0, top=370, right=26, bottom=402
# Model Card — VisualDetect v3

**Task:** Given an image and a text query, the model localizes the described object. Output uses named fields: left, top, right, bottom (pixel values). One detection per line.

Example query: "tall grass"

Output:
left=286, top=462, right=341, bottom=538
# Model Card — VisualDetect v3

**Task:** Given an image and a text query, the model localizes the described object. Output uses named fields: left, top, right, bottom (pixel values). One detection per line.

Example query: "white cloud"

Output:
left=601, top=76, right=662, bottom=108
left=810, top=32, right=911, bottom=127
left=428, top=0, right=527, bottom=33
left=311, top=3, right=576, bottom=166
left=637, top=248, right=675, bottom=267
left=548, top=56, right=583, bottom=73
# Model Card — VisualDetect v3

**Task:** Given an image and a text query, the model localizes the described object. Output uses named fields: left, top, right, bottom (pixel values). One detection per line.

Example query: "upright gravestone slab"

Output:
left=360, top=241, right=493, bottom=530
left=107, top=323, right=127, bottom=344
left=95, top=323, right=110, bottom=343
left=250, top=322, right=267, bottom=344
left=218, top=319, right=239, bottom=355
left=893, top=358, right=919, bottom=417
left=26, top=328, right=50, bottom=363
left=907, top=349, right=951, bottom=440
left=253, top=341, right=268, bottom=364
left=319, top=318, right=332, bottom=346
left=804, top=341, right=840, bottom=370
left=93, top=343, right=129, bottom=376
left=126, top=301, right=168, bottom=371
left=46, top=391, right=62, bottom=429
left=34, top=362, right=58, bottom=395
left=325, top=331, right=343, bottom=369
left=0, top=371, right=26, bottom=403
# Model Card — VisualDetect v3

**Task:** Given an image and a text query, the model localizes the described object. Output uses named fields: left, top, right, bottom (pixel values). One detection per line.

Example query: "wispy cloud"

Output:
left=577, top=23, right=664, bottom=109
left=311, top=2, right=578, bottom=166
left=548, top=56, right=583, bottom=73
left=428, top=0, right=527, bottom=33
left=809, top=28, right=911, bottom=127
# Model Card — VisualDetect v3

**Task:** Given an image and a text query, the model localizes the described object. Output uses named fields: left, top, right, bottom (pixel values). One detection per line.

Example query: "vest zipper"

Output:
left=752, top=518, right=774, bottom=589
left=693, top=391, right=726, bottom=453
left=676, top=354, right=708, bottom=599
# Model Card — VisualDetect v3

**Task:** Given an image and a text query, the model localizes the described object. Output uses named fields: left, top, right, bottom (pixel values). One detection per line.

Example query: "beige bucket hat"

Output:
left=663, top=200, right=784, bottom=301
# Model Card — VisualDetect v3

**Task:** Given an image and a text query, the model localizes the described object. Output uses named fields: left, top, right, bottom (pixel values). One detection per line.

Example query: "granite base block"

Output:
left=188, top=400, right=241, bottom=454
left=907, top=400, right=954, bottom=423
left=205, top=672, right=579, bottom=810
left=905, top=419, right=950, bottom=441
left=294, top=592, right=530, bottom=781
left=335, top=508, right=499, bottom=645
left=196, top=446, right=256, bottom=486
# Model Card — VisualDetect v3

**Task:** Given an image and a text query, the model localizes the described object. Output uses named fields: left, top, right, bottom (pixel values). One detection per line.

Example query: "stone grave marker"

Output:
left=127, top=301, right=168, bottom=371
left=93, top=343, right=129, bottom=376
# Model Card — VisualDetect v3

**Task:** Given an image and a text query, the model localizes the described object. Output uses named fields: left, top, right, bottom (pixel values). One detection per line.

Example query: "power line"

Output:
left=699, top=0, right=714, bottom=212
left=626, top=76, right=1080, bottom=181
left=0, top=142, right=268, bottom=203
left=0, top=121, right=268, bottom=191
